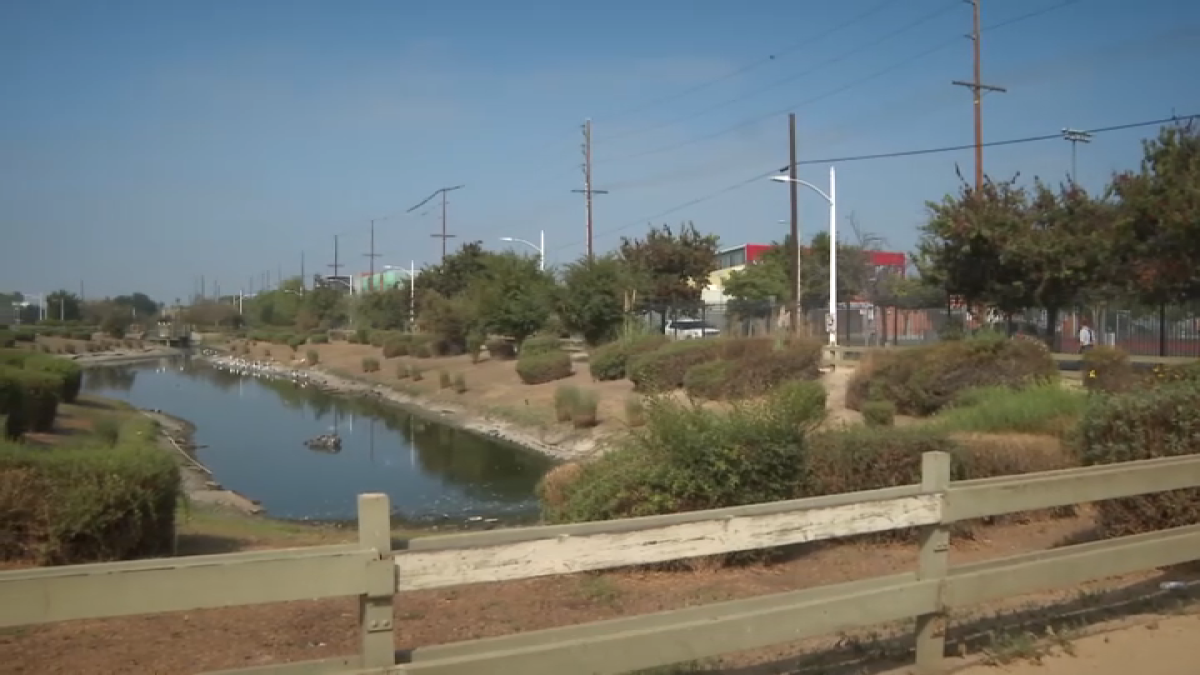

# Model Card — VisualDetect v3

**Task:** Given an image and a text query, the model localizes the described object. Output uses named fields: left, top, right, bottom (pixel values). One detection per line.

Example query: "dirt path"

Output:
left=950, top=613, right=1198, bottom=675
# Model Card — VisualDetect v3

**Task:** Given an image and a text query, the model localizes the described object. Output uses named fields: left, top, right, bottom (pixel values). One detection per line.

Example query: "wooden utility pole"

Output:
left=329, top=235, right=342, bottom=278
left=952, top=0, right=1006, bottom=190
left=407, top=185, right=464, bottom=262
left=571, top=119, right=609, bottom=261
left=364, top=219, right=381, bottom=276
left=788, top=113, right=801, bottom=335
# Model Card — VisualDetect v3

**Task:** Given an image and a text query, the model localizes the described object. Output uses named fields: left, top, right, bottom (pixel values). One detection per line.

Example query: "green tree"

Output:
left=723, top=233, right=873, bottom=318
left=915, top=176, right=1033, bottom=316
left=354, top=286, right=411, bottom=330
left=619, top=222, right=719, bottom=316
left=1109, top=122, right=1200, bottom=305
left=112, top=292, right=159, bottom=318
left=558, top=254, right=629, bottom=345
left=44, top=290, right=82, bottom=322
left=470, top=252, right=556, bottom=344
left=414, top=241, right=495, bottom=307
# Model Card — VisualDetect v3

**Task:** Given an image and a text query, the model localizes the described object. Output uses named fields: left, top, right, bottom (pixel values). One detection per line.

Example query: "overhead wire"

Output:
left=598, top=0, right=1085, bottom=165
left=549, top=112, right=1198, bottom=255
left=601, top=0, right=961, bottom=145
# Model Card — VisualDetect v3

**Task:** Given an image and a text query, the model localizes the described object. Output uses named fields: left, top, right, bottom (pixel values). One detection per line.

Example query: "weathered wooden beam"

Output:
left=394, top=488, right=939, bottom=591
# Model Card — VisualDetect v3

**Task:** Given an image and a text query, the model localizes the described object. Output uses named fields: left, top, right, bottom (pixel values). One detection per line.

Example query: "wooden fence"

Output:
left=5, top=451, right=1200, bottom=674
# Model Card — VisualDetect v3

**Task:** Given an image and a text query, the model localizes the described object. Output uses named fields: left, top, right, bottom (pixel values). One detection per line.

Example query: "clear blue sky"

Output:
left=2, top=0, right=1198, bottom=302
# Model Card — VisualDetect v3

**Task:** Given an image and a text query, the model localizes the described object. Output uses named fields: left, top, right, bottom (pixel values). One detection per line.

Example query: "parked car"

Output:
left=664, top=318, right=720, bottom=340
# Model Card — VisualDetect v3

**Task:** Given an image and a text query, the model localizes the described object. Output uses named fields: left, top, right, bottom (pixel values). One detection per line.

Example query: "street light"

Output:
left=499, top=230, right=546, bottom=271
left=770, top=166, right=838, bottom=346
left=383, top=262, right=418, bottom=329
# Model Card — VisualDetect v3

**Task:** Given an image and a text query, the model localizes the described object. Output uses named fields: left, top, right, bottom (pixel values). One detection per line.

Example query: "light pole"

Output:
left=770, top=166, right=838, bottom=346
left=499, top=230, right=546, bottom=271
left=383, top=262, right=418, bottom=329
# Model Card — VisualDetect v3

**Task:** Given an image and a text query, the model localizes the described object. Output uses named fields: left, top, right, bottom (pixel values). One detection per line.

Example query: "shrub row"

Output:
left=846, top=335, right=1058, bottom=416
left=0, top=415, right=180, bottom=564
left=589, top=334, right=669, bottom=381
left=0, top=350, right=83, bottom=438
left=682, top=338, right=823, bottom=400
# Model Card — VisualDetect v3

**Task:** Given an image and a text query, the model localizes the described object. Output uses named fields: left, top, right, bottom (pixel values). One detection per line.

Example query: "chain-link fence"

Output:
left=639, top=300, right=1200, bottom=357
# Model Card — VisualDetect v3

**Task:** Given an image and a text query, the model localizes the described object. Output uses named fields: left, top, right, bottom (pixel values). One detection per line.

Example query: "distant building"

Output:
left=352, top=268, right=415, bottom=294
left=703, top=242, right=906, bottom=305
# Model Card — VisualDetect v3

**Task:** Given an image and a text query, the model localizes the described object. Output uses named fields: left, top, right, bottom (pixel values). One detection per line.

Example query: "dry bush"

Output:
left=536, top=462, right=584, bottom=511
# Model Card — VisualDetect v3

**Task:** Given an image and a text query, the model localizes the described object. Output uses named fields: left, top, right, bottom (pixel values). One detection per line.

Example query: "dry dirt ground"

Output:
left=4, top=510, right=1199, bottom=675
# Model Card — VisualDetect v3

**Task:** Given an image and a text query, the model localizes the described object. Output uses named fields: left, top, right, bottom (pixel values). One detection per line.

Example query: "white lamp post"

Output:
left=383, top=262, right=418, bottom=328
left=770, top=166, right=838, bottom=346
left=499, top=231, right=545, bottom=271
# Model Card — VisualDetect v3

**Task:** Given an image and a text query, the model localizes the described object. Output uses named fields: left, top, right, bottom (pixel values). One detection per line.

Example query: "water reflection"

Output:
left=84, top=358, right=554, bottom=523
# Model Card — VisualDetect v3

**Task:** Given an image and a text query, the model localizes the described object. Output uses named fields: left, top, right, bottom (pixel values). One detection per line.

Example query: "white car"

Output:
left=664, top=319, right=720, bottom=340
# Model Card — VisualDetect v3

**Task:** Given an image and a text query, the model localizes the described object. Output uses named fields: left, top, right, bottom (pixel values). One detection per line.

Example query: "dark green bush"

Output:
left=0, top=366, right=29, bottom=439
left=520, top=335, right=562, bottom=357
left=544, top=381, right=826, bottom=525
left=846, top=335, right=1057, bottom=416
left=286, top=335, right=306, bottom=350
left=305, top=349, right=319, bottom=366
left=486, top=338, right=517, bottom=360
left=466, top=333, right=485, bottom=363
left=361, top=356, right=381, bottom=373
left=25, top=355, right=83, bottom=404
left=588, top=334, right=669, bottom=381
left=1082, top=346, right=1134, bottom=393
left=516, top=351, right=573, bottom=385
left=382, top=336, right=411, bottom=358
left=0, top=416, right=179, bottom=564
left=682, top=360, right=733, bottom=400
left=309, top=333, right=329, bottom=345
left=1078, top=380, right=1200, bottom=538
left=13, top=330, right=36, bottom=343
left=17, top=369, right=61, bottom=432
left=0, top=330, right=13, bottom=348
left=861, top=399, right=895, bottom=427
left=354, top=328, right=370, bottom=344
left=627, top=339, right=724, bottom=393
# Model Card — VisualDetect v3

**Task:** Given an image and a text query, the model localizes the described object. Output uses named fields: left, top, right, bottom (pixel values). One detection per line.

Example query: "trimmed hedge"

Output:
left=486, top=338, right=517, bottom=360
left=516, top=350, right=573, bottom=385
left=1078, top=379, right=1200, bottom=539
left=588, top=334, right=669, bottom=381
left=520, top=335, right=562, bottom=357
left=1082, top=346, right=1134, bottom=393
left=382, top=335, right=412, bottom=358
left=627, top=339, right=724, bottom=393
left=0, top=416, right=180, bottom=564
left=846, top=335, right=1057, bottom=416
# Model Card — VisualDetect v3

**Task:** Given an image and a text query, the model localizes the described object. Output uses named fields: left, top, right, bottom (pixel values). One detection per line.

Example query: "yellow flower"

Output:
left=1088, top=369, right=1097, bottom=379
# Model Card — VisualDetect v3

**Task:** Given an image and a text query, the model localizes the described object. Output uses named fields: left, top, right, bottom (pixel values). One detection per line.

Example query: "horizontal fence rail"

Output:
left=3, top=453, right=1200, bottom=675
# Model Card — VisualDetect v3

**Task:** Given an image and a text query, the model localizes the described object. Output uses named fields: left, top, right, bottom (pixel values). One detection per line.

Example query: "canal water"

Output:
left=83, top=357, right=554, bottom=523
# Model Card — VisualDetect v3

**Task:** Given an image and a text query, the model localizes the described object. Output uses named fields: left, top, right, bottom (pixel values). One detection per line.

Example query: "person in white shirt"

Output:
left=1078, top=320, right=1095, bottom=353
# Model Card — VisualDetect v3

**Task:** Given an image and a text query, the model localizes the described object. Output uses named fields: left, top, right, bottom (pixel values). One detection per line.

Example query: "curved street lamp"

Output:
left=499, top=230, right=546, bottom=271
left=770, top=166, right=838, bottom=346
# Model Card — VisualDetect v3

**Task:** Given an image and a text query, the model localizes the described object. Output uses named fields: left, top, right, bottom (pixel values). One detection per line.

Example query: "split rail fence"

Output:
left=5, top=451, right=1200, bottom=674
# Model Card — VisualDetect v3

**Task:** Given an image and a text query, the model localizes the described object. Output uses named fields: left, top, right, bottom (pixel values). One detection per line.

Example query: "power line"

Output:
left=600, top=0, right=1084, bottom=165
left=408, top=186, right=465, bottom=262
left=601, top=0, right=905, bottom=136
left=549, top=112, right=1196, bottom=255
left=602, top=0, right=959, bottom=145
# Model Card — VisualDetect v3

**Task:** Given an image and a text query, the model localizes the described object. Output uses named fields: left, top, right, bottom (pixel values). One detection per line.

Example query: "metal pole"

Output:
left=409, top=260, right=416, bottom=330
left=828, top=166, right=838, bottom=347
left=788, top=113, right=801, bottom=335
left=539, top=230, right=545, bottom=272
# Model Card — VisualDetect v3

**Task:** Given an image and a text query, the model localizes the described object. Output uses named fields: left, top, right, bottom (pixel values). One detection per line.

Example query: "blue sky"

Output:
left=2, top=0, right=1198, bottom=302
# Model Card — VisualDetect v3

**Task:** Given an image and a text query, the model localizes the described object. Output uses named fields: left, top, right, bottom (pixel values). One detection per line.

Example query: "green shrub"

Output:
left=805, top=427, right=958, bottom=497
left=368, top=331, right=389, bottom=348
left=624, top=395, right=646, bottom=427
left=1082, top=346, right=1134, bottom=393
left=933, top=385, right=1086, bottom=436
left=355, top=328, right=370, bottom=344
left=412, top=340, right=434, bottom=359
left=13, top=330, right=35, bottom=343
left=286, top=335, right=306, bottom=350
left=627, top=340, right=724, bottom=393
left=0, top=366, right=29, bottom=439
left=309, top=333, right=329, bottom=345
left=516, top=351, right=573, bottom=385
left=409, top=364, right=424, bottom=381
left=382, top=337, right=411, bottom=358
left=466, top=334, right=485, bottom=363
left=92, top=416, right=122, bottom=446
left=554, top=385, right=581, bottom=422
left=395, top=361, right=409, bottom=379
left=1078, top=380, right=1200, bottom=538
left=544, top=381, right=825, bottom=525
left=861, top=400, right=895, bottom=427
left=452, top=373, right=467, bottom=394
left=0, top=416, right=179, bottom=564
left=521, top=335, right=562, bottom=357
left=682, top=360, right=733, bottom=400
left=846, top=335, right=1058, bottom=416
left=487, top=338, right=517, bottom=361
left=8, top=368, right=61, bottom=433
left=0, top=330, right=13, bottom=348
left=305, top=349, right=319, bottom=366
left=438, top=370, right=452, bottom=389
left=571, top=390, right=599, bottom=428
left=21, top=355, right=83, bottom=404
left=589, top=334, right=669, bottom=382
left=362, top=357, right=380, bottom=373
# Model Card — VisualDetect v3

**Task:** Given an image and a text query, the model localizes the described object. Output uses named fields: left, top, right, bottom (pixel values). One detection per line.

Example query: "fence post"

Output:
left=357, top=493, right=397, bottom=668
left=915, top=451, right=952, bottom=674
